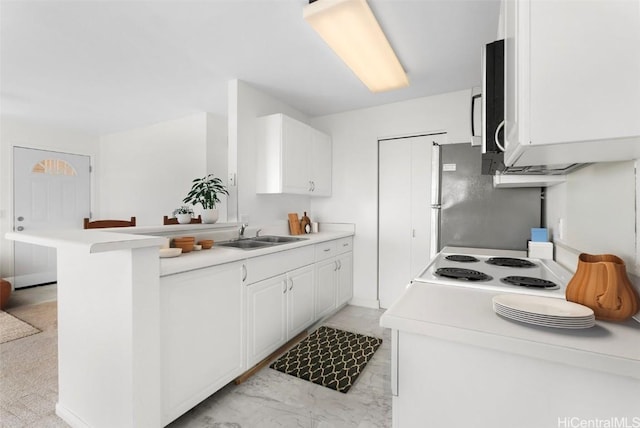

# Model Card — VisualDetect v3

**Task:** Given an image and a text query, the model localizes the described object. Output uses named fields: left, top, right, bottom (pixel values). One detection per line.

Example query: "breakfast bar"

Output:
left=6, top=223, right=355, bottom=428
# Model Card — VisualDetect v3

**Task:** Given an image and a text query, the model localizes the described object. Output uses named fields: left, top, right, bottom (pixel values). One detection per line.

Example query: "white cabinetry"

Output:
left=245, top=265, right=315, bottom=368
left=287, top=265, right=316, bottom=337
left=160, top=261, right=245, bottom=425
left=245, top=246, right=316, bottom=368
left=336, top=251, right=353, bottom=307
left=504, top=0, right=640, bottom=167
left=256, top=113, right=332, bottom=196
left=315, top=237, right=353, bottom=319
left=246, top=274, right=287, bottom=367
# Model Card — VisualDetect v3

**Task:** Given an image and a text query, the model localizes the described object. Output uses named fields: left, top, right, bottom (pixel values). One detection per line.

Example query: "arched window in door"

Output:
left=31, top=159, right=77, bottom=176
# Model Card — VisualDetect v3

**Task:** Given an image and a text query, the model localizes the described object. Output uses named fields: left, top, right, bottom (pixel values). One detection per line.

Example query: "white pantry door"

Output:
left=13, top=147, right=90, bottom=288
left=378, top=134, right=445, bottom=309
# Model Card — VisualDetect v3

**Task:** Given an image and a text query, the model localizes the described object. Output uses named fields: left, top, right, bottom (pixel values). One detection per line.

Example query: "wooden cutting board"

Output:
left=288, top=213, right=302, bottom=235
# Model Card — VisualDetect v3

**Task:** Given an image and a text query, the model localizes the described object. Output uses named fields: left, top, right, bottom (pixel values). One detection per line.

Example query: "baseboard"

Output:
left=56, top=403, right=90, bottom=428
left=348, top=297, right=380, bottom=309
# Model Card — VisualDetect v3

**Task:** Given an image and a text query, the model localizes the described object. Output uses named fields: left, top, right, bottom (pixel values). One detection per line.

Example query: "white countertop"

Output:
left=5, top=229, right=166, bottom=253
left=159, top=229, right=354, bottom=276
left=380, top=281, right=640, bottom=380
left=5, top=223, right=355, bottom=276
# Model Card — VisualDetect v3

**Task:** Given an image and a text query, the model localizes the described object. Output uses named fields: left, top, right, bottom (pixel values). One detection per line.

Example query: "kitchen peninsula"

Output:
left=380, top=248, right=640, bottom=428
left=6, top=223, right=355, bottom=428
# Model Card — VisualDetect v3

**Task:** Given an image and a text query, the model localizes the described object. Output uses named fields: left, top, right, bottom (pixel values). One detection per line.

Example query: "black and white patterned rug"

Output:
left=270, top=326, right=382, bottom=393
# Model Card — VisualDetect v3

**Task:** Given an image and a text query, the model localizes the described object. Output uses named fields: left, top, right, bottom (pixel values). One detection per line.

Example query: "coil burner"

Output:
left=500, top=276, right=559, bottom=289
left=444, top=255, right=480, bottom=263
left=435, top=267, right=491, bottom=282
left=485, top=257, right=536, bottom=268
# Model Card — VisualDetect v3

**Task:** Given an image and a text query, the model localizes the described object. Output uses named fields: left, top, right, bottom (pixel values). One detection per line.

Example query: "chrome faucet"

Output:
left=239, top=223, right=247, bottom=238
left=256, top=228, right=262, bottom=237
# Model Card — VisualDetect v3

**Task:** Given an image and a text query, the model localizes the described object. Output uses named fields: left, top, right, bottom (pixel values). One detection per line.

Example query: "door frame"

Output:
left=1, top=142, right=96, bottom=286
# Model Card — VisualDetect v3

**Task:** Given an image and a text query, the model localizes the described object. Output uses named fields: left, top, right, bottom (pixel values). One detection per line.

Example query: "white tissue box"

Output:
left=528, top=241, right=553, bottom=259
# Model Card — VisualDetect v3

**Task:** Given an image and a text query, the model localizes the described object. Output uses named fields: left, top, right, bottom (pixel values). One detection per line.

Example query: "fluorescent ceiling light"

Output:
left=303, top=0, right=409, bottom=93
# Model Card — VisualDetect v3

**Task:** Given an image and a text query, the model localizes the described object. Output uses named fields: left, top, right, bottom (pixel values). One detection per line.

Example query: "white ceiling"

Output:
left=0, top=0, right=501, bottom=136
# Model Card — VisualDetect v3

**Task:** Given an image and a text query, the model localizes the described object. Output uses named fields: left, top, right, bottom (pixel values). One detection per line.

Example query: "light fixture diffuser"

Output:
left=303, top=0, right=409, bottom=93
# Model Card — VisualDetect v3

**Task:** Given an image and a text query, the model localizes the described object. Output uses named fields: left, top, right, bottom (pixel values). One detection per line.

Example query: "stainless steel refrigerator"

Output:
left=431, top=143, right=541, bottom=252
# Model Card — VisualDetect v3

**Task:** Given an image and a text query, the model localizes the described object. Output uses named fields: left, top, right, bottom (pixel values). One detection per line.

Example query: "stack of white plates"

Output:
left=492, top=294, right=595, bottom=329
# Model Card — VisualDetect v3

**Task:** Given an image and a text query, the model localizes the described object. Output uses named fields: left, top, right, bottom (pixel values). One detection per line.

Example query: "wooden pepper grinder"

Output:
left=300, top=212, right=311, bottom=234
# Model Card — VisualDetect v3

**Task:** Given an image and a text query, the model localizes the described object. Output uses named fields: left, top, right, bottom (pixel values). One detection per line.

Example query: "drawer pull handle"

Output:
left=324, top=248, right=331, bottom=252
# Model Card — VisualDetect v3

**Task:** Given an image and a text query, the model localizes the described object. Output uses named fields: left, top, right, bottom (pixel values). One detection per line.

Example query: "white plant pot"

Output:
left=202, top=208, right=219, bottom=224
left=176, top=214, right=192, bottom=224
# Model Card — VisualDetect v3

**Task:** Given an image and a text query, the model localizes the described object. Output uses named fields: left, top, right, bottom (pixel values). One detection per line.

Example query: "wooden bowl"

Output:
left=172, top=237, right=195, bottom=253
left=198, top=239, right=214, bottom=249
left=173, top=236, right=195, bottom=242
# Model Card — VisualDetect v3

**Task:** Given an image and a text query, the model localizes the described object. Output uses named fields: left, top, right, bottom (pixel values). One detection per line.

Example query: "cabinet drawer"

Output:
left=245, top=246, right=314, bottom=285
left=315, top=241, right=336, bottom=261
left=335, top=237, right=353, bottom=255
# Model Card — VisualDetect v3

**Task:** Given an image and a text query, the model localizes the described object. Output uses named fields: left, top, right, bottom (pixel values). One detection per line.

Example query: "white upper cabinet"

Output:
left=256, top=113, right=332, bottom=196
left=504, top=0, right=640, bottom=167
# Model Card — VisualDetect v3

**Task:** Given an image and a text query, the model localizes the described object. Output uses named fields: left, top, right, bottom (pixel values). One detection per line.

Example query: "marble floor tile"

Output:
left=169, top=305, right=391, bottom=428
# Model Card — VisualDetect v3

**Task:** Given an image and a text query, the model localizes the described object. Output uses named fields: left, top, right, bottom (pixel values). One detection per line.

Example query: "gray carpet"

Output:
left=0, top=301, right=65, bottom=427
left=0, top=310, right=40, bottom=344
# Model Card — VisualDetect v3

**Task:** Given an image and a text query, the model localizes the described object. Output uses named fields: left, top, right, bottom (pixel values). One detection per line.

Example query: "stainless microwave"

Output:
left=481, top=39, right=505, bottom=175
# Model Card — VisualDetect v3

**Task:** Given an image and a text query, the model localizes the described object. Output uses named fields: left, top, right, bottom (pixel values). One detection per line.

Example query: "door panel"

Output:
left=13, top=147, right=90, bottom=288
left=378, top=134, right=444, bottom=309
left=287, top=265, right=314, bottom=337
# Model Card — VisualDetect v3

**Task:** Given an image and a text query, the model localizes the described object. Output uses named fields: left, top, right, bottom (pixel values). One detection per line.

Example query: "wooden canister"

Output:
left=565, top=253, right=639, bottom=321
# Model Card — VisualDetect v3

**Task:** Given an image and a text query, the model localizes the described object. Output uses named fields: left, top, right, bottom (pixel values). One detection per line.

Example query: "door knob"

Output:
left=17, top=216, right=24, bottom=221
left=16, top=226, right=24, bottom=231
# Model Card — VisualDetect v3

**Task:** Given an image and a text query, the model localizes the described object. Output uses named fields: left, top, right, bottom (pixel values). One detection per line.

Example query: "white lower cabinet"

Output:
left=246, top=264, right=315, bottom=368
left=158, top=237, right=353, bottom=425
left=336, top=251, right=353, bottom=307
left=315, top=237, right=353, bottom=319
left=315, top=257, right=338, bottom=320
left=287, top=265, right=316, bottom=337
left=160, top=261, right=245, bottom=426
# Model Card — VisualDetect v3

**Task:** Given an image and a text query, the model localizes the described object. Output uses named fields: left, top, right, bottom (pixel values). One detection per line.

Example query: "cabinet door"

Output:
left=287, top=264, right=315, bottom=337
left=246, top=274, right=287, bottom=367
left=310, top=129, right=332, bottom=196
left=505, top=0, right=640, bottom=166
left=528, top=0, right=640, bottom=146
left=282, top=115, right=312, bottom=194
left=336, top=252, right=353, bottom=307
left=315, top=258, right=337, bottom=320
left=160, top=262, right=244, bottom=425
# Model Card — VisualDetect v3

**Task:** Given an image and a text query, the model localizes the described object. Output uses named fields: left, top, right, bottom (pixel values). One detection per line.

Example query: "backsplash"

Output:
left=546, top=160, right=638, bottom=275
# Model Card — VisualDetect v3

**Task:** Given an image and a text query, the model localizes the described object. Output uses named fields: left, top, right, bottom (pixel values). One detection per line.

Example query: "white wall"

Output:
left=0, top=117, right=100, bottom=279
left=546, top=160, right=639, bottom=277
left=206, top=113, right=229, bottom=223
left=310, top=90, right=472, bottom=308
left=98, top=113, right=226, bottom=226
left=229, top=80, right=314, bottom=227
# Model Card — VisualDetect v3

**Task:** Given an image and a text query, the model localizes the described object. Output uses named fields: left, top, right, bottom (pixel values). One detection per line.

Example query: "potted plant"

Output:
left=172, top=205, right=194, bottom=224
left=183, top=174, right=229, bottom=224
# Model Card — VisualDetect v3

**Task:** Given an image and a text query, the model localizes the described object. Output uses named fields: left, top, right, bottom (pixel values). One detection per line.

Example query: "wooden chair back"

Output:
left=84, top=217, right=136, bottom=229
left=163, top=215, right=202, bottom=225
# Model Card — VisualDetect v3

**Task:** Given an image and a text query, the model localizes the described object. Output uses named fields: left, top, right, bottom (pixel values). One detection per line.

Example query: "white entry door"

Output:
left=13, top=147, right=91, bottom=288
left=378, top=134, right=445, bottom=309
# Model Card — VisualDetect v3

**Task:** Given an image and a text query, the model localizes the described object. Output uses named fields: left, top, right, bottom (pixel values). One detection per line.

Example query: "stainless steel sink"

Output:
left=217, top=235, right=308, bottom=250
left=217, top=240, right=272, bottom=249
left=251, top=235, right=307, bottom=244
